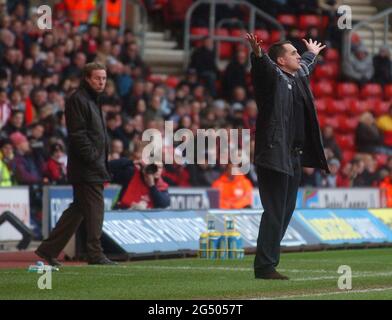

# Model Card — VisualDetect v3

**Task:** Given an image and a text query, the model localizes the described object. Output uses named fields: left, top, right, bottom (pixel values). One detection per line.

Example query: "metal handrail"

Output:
left=100, top=0, right=147, bottom=55
left=344, top=7, right=392, bottom=64
left=184, top=0, right=285, bottom=68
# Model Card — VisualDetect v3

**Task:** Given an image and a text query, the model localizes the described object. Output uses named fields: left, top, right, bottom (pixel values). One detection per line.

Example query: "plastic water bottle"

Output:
left=28, top=261, right=59, bottom=272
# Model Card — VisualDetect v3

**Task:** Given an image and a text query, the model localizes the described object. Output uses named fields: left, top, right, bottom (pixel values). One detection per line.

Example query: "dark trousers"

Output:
left=254, top=152, right=302, bottom=275
left=38, top=184, right=105, bottom=261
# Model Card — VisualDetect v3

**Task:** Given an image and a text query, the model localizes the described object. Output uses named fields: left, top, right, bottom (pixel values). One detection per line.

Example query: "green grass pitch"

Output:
left=1, top=248, right=392, bottom=300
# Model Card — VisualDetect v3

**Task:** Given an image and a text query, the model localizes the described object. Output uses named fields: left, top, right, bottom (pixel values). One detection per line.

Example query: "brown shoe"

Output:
left=255, top=270, right=289, bottom=280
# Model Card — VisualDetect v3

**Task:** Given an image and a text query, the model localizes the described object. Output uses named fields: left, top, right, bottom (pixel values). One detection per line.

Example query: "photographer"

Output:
left=109, top=158, right=170, bottom=209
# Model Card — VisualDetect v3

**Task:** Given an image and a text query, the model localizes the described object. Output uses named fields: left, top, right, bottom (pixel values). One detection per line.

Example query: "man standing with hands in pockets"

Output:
left=246, top=34, right=329, bottom=280
left=36, top=62, right=116, bottom=266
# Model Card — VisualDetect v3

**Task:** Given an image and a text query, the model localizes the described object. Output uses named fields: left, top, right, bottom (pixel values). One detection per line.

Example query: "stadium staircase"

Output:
left=343, top=0, right=392, bottom=50
left=143, top=29, right=185, bottom=76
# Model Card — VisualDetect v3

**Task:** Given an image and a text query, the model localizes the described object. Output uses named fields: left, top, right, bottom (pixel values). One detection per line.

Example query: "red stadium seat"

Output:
left=324, top=116, right=340, bottom=130
left=254, top=29, right=269, bottom=43
left=230, top=28, right=246, bottom=38
left=335, top=134, right=355, bottom=150
left=337, top=115, right=359, bottom=134
left=374, top=153, right=388, bottom=168
left=215, top=28, right=232, bottom=59
left=336, top=82, right=359, bottom=99
left=166, top=76, right=180, bottom=88
left=314, top=63, right=339, bottom=80
left=373, top=100, right=390, bottom=116
left=277, top=14, right=297, bottom=27
left=326, top=99, right=347, bottom=115
left=315, top=98, right=330, bottom=114
left=299, top=15, right=321, bottom=30
left=346, top=99, right=370, bottom=115
left=147, top=74, right=165, bottom=84
left=313, top=81, right=335, bottom=98
left=361, top=83, right=383, bottom=99
left=318, top=114, right=326, bottom=128
left=384, top=84, right=392, bottom=100
left=190, top=27, right=209, bottom=46
left=270, top=30, right=283, bottom=43
left=324, top=48, right=340, bottom=62
left=342, top=150, right=355, bottom=164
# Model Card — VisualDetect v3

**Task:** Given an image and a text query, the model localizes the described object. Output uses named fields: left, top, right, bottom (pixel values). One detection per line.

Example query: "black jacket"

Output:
left=65, top=81, right=111, bottom=184
left=251, top=51, right=329, bottom=176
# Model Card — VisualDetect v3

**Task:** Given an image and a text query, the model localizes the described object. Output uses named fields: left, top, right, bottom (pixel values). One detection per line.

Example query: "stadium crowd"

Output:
left=1, top=0, right=392, bottom=234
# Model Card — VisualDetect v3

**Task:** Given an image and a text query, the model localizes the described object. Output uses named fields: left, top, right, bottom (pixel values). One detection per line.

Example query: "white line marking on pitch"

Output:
left=253, top=287, right=392, bottom=300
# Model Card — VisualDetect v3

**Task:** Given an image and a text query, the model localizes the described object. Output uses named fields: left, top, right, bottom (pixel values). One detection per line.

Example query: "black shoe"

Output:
left=255, top=270, right=289, bottom=280
left=88, top=257, right=118, bottom=265
left=35, top=249, right=62, bottom=267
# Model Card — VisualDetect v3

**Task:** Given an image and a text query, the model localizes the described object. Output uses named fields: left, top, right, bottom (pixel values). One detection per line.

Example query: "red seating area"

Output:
left=190, top=27, right=284, bottom=58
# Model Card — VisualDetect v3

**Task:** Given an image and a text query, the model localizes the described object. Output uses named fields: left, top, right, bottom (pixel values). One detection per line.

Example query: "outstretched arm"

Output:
left=246, top=33, right=278, bottom=97
left=300, top=38, right=326, bottom=75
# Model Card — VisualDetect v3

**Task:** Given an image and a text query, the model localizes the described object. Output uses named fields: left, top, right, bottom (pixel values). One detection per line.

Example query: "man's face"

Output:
left=86, top=69, right=107, bottom=93
left=278, top=44, right=301, bottom=73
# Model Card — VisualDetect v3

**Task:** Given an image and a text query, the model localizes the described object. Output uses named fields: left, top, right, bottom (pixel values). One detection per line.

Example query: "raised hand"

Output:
left=246, top=33, right=263, bottom=57
left=302, top=38, right=326, bottom=56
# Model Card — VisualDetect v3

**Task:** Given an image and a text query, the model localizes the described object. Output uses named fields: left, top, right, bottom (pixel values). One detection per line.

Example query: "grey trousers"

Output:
left=254, top=153, right=302, bottom=275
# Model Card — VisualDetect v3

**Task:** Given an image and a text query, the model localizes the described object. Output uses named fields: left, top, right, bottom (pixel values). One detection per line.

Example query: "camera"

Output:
left=144, top=163, right=158, bottom=175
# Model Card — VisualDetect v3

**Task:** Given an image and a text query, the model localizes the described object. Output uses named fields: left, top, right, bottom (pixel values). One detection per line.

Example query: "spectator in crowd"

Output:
left=120, top=41, right=149, bottom=78
left=350, top=157, right=367, bottom=186
left=0, top=87, right=11, bottom=131
left=212, top=162, right=253, bottom=209
left=300, top=167, right=319, bottom=187
left=45, top=143, right=67, bottom=185
left=162, top=162, right=191, bottom=186
left=322, top=125, right=342, bottom=160
left=28, top=122, right=48, bottom=160
left=286, top=27, right=307, bottom=55
left=317, top=158, right=340, bottom=187
left=379, top=169, right=392, bottom=207
left=319, top=0, right=344, bottom=49
left=63, top=52, right=86, bottom=79
left=373, top=45, right=392, bottom=85
left=361, top=153, right=379, bottom=186
left=343, top=45, right=374, bottom=85
left=189, top=37, right=218, bottom=97
left=109, top=138, right=124, bottom=159
left=337, top=161, right=352, bottom=187
left=2, top=109, right=25, bottom=136
left=0, top=138, right=13, bottom=186
left=376, top=105, right=392, bottom=150
left=10, top=131, right=45, bottom=185
left=109, top=159, right=170, bottom=209
left=222, top=49, right=248, bottom=99
left=355, top=111, right=392, bottom=155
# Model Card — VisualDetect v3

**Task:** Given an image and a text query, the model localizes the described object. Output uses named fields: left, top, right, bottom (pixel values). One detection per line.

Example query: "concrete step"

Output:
left=145, top=31, right=166, bottom=41
left=145, top=39, right=178, bottom=50
left=144, top=48, right=185, bottom=65
left=357, top=29, right=392, bottom=40
left=343, top=0, right=371, bottom=5
left=352, top=13, right=378, bottom=21
left=349, top=6, right=377, bottom=14
left=362, top=38, right=392, bottom=48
